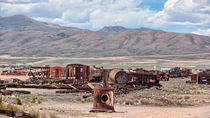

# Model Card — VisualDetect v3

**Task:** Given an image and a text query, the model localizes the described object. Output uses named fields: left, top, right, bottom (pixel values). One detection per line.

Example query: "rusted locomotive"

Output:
left=109, top=68, right=161, bottom=87
left=90, top=69, right=115, bottom=112
left=109, top=69, right=128, bottom=84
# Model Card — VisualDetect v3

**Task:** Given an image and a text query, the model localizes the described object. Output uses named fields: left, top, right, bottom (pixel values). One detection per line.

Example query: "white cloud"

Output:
left=0, top=3, right=37, bottom=14
left=192, top=29, right=210, bottom=36
left=150, top=0, right=210, bottom=28
left=89, top=8, right=155, bottom=29
left=1, top=0, right=157, bottom=29
left=0, top=0, right=209, bottom=31
left=6, top=0, right=31, bottom=2
left=35, top=17, right=92, bottom=29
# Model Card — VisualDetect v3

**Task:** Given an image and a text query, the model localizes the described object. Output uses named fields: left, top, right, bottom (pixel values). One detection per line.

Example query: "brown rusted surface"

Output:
left=1, top=68, right=28, bottom=76
left=66, top=64, right=90, bottom=84
left=190, top=74, right=198, bottom=83
left=188, top=69, right=210, bottom=85
left=28, top=66, right=50, bottom=80
left=198, top=69, right=210, bottom=85
left=134, top=68, right=150, bottom=73
left=153, top=70, right=169, bottom=81
left=169, top=67, right=192, bottom=78
left=126, top=69, right=161, bottom=87
left=50, top=66, right=65, bottom=79
left=181, top=68, right=192, bottom=77
left=109, top=69, right=128, bottom=84
left=169, top=67, right=182, bottom=78
left=89, top=66, right=104, bottom=82
left=160, top=71, right=170, bottom=81
left=90, top=69, right=115, bottom=112
left=90, top=87, right=115, bottom=112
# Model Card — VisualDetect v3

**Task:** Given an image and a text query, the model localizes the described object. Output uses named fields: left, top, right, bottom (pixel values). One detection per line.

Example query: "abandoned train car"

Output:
left=50, top=66, right=65, bottom=79
left=65, top=64, right=90, bottom=84
left=169, top=67, right=191, bottom=78
left=190, top=69, right=210, bottom=85
left=127, top=68, right=161, bottom=87
left=28, top=66, right=50, bottom=79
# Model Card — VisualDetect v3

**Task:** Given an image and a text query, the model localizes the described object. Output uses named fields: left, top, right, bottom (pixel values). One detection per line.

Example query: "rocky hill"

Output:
left=0, top=15, right=74, bottom=32
left=0, top=15, right=209, bottom=57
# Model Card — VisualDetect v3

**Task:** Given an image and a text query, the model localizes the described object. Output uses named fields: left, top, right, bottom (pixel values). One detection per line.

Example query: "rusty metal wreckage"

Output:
left=0, top=64, right=209, bottom=113
left=1, top=64, right=209, bottom=93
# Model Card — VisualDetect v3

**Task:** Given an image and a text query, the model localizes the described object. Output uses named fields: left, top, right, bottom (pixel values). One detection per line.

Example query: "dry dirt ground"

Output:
left=1, top=77, right=210, bottom=118
left=0, top=75, right=28, bottom=80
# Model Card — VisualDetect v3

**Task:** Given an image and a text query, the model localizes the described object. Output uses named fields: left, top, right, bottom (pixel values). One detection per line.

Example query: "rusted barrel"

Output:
left=109, top=69, right=128, bottom=84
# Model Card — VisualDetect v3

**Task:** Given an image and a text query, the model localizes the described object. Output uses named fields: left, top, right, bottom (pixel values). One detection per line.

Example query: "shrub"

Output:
left=184, top=96, right=190, bottom=100
left=16, top=98, right=22, bottom=105
left=31, top=97, right=36, bottom=103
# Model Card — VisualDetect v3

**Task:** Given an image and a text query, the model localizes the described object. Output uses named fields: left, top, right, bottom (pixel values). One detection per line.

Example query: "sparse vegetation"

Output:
left=11, top=82, right=19, bottom=86
left=184, top=96, right=190, bottom=100
left=0, top=95, right=2, bottom=103
left=31, top=97, right=36, bottom=103
left=0, top=103, right=22, bottom=112
left=115, top=78, right=210, bottom=106
left=16, top=98, right=22, bottom=105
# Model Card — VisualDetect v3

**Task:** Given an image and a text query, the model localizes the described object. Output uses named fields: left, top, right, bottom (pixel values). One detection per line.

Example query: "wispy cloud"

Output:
left=192, top=29, right=210, bottom=36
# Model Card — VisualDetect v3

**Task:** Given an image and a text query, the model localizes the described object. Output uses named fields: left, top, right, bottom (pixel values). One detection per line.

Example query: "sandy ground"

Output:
left=0, top=77, right=209, bottom=118
left=1, top=103, right=210, bottom=118
left=0, top=115, right=10, bottom=118
left=28, top=102, right=210, bottom=118
left=103, top=105, right=210, bottom=118
left=0, top=75, right=28, bottom=80
left=2, top=80, right=210, bottom=118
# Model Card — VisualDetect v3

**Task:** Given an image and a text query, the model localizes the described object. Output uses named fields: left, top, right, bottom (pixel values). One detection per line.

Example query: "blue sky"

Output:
left=0, top=0, right=209, bottom=36
left=138, top=0, right=167, bottom=11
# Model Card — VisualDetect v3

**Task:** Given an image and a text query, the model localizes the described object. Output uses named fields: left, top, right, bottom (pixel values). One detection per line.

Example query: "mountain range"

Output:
left=0, top=15, right=210, bottom=57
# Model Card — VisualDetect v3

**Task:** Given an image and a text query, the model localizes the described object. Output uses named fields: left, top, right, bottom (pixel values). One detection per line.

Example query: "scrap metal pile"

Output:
left=1, top=68, right=28, bottom=76
left=0, top=64, right=169, bottom=95
left=188, top=69, right=210, bottom=85
left=169, top=67, right=191, bottom=78
left=0, top=64, right=209, bottom=114
left=0, top=64, right=209, bottom=96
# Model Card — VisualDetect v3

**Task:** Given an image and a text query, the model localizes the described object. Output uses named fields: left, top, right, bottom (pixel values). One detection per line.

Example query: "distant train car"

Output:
left=169, top=67, right=191, bottom=78
left=169, top=67, right=182, bottom=78
left=1, top=68, right=28, bottom=76
left=66, top=64, right=90, bottom=84
left=197, top=69, right=210, bottom=84
left=127, top=69, right=160, bottom=87
left=50, top=66, right=65, bottom=79
left=181, top=68, right=192, bottom=77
